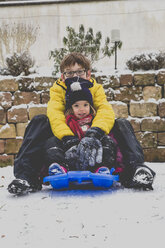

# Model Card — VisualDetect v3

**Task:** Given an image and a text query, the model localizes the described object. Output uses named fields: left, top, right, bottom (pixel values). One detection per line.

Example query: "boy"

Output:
left=8, top=52, right=155, bottom=194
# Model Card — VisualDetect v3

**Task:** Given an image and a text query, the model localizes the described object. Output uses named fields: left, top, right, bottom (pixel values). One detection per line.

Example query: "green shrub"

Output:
left=4, top=51, right=35, bottom=76
left=49, top=24, right=122, bottom=75
left=0, top=22, right=39, bottom=67
left=126, top=51, right=165, bottom=71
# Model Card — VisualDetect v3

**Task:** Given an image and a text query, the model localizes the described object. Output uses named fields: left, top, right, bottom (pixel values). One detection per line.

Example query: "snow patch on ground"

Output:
left=0, top=163, right=165, bottom=248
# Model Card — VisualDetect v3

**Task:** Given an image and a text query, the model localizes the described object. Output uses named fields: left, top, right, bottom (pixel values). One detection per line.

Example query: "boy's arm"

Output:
left=47, top=82, right=74, bottom=140
left=91, top=81, right=115, bottom=134
left=47, top=78, right=115, bottom=139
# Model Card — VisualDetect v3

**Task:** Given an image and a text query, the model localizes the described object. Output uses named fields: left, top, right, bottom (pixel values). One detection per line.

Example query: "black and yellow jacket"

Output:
left=47, top=77, right=115, bottom=140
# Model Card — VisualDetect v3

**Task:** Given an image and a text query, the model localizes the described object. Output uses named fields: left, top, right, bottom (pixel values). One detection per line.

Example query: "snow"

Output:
left=28, top=103, right=47, bottom=108
left=16, top=136, right=23, bottom=140
left=158, top=98, right=165, bottom=103
left=130, top=99, right=158, bottom=104
left=0, top=162, right=165, bottom=248
left=9, top=104, right=27, bottom=110
left=0, top=123, right=10, bottom=133
left=111, top=100, right=127, bottom=106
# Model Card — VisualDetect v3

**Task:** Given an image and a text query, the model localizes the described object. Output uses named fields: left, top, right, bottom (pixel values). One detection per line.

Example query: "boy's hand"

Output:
left=77, top=137, right=103, bottom=170
left=101, top=135, right=117, bottom=167
left=85, top=127, right=105, bottom=140
left=63, top=136, right=79, bottom=170
left=62, top=136, right=79, bottom=151
left=65, top=145, right=78, bottom=169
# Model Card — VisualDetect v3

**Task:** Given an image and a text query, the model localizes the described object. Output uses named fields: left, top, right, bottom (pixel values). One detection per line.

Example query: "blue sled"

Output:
left=43, top=168, right=119, bottom=189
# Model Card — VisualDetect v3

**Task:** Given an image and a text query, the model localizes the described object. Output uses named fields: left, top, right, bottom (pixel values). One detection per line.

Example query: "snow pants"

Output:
left=111, top=118, right=155, bottom=186
left=13, top=115, right=154, bottom=186
left=14, top=115, right=53, bottom=185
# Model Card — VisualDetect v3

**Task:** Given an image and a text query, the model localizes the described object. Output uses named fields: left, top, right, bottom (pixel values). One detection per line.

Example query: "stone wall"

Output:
left=0, top=71, right=165, bottom=167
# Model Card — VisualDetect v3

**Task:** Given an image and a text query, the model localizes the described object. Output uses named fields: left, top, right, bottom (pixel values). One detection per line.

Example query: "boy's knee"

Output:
left=31, top=114, right=48, bottom=122
left=115, top=118, right=134, bottom=133
left=45, top=136, right=63, bottom=149
left=115, top=118, right=129, bottom=126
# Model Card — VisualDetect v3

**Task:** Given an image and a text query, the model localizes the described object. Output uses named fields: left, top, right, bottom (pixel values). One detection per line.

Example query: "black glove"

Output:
left=76, top=136, right=103, bottom=170
left=44, top=136, right=65, bottom=166
left=62, top=136, right=79, bottom=170
left=85, top=127, right=105, bottom=140
left=76, top=127, right=104, bottom=170
left=101, top=135, right=117, bottom=167
left=62, top=136, right=79, bottom=151
left=65, top=145, right=78, bottom=170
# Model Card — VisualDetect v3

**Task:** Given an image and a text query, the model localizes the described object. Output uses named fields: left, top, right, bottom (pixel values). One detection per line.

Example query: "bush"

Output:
left=3, top=51, right=35, bottom=76
left=126, top=51, right=165, bottom=71
left=49, top=24, right=122, bottom=75
left=0, top=22, right=39, bottom=67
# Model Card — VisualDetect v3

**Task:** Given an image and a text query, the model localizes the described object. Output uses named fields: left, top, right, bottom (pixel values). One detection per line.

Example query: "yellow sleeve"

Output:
left=90, top=80, right=115, bottom=134
left=47, top=81, right=74, bottom=139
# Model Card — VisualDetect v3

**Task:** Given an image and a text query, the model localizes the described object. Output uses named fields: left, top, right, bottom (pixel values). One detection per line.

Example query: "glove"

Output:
left=62, top=136, right=79, bottom=170
left=45, top=146, right=65, bottom=166
left=44, top=136, right=65, bottom=166
left=101, top=135, right=117, bottom=167
left=65, top=145, right=78, bottom=170
left=76, top=127, right=104, bottom=170
left=85, top=127, right=105, bottom=140
left=62, top=136, right=79, bottom=151
left=76, top=136, right=103, bottom=170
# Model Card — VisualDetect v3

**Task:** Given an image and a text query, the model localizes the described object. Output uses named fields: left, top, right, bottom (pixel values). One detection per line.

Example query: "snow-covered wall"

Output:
left=0, top=0, right=165, bottom=72
left=0, top=71, right=165, bottom=166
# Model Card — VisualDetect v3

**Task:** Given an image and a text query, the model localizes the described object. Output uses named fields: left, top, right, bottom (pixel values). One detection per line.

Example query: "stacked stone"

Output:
left=97, top=71, right=165, bottom=162
left=0, top=72, right=165, bottom=167
left=0, top=76, right=55, bottom=167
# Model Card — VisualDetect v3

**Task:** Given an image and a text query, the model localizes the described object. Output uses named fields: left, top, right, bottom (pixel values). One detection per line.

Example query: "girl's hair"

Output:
left=65, top=104, right=96, bottom=117
left=60, top=52, right=91, bottom=73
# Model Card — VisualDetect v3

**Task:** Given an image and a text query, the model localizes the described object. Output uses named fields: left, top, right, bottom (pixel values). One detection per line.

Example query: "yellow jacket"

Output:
left=47, top=77, right=115, bottom=140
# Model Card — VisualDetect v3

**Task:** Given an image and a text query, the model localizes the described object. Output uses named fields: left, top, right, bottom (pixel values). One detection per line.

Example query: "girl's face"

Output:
left=72, top=100, right=90, bottom=119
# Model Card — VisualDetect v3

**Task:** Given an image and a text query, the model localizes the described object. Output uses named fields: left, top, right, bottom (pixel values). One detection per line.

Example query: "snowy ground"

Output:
left=0, top=162, right=165, bottom=248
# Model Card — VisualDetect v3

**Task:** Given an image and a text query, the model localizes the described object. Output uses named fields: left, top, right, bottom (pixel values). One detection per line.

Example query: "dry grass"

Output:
left=0, top=22, right=39, bottom=66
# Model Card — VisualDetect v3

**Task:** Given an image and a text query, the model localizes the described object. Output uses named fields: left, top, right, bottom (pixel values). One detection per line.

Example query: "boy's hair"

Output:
left=65, top=104, right=96, bottom=118
left=60, top=52, right=91, bottom=72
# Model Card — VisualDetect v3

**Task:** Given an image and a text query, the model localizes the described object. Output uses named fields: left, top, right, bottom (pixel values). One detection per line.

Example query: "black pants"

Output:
left=13, top=115, right=154, bottom=186
left=111, top=118, right=155, bottom=186
left=14, top=115, right=53, bottom=185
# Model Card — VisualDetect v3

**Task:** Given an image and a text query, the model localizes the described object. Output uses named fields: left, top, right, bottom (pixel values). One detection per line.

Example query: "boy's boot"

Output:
left=121, top=164, right=156, bottom=190
left=132, top=166, right=156, bottom=190
left=8, top=178, right=42, bottom=195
